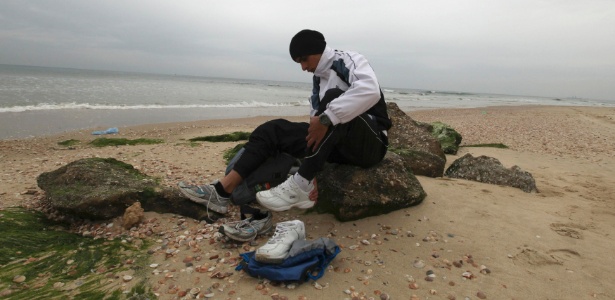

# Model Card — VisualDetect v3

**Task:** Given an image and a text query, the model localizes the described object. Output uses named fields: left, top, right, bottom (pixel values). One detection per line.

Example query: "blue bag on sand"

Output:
left=236, top=238, right=341, bottom=283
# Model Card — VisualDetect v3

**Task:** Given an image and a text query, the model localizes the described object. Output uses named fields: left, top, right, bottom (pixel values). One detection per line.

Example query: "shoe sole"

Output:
left=179, top=188, right=229, bottom=214
left=255, top=196, right=315, bottom=212
left=254, top=253, right=286, bottom=264
left=218, top=225, right=272, bottom=242
left=218, top=226, right=256, bottom=242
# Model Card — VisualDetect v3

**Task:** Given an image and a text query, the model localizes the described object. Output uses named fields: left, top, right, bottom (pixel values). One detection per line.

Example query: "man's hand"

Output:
left=306, top=116, right=329, bottom=152
left=309, top=178, right=318, bottom=202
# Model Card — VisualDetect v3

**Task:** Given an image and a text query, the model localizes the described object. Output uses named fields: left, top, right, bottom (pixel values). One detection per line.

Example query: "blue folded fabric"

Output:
left=92, top=127, right=119, bottom=135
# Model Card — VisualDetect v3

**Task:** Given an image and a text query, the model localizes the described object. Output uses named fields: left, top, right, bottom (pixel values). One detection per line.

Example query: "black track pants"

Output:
left=232, top=89, right=388, bottom=181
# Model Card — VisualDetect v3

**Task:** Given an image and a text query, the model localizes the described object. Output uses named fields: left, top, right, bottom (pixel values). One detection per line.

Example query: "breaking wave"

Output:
left=0, top=101, right=307, bottom=113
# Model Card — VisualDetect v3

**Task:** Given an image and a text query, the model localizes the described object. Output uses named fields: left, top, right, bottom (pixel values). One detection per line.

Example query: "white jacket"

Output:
left=312, top=46, right=383, bottom=126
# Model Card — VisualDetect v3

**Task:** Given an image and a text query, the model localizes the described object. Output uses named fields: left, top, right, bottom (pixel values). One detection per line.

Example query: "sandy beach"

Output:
left=1, top=105, right=614, bottom=299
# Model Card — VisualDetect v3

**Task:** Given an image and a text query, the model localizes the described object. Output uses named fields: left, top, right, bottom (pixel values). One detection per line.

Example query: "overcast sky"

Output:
left=1, top=0, right=614, bottom=100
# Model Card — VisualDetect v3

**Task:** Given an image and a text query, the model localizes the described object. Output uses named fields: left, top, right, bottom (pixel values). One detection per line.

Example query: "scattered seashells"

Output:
left=413, top=259, right=425, bottom=268
left=190, top=287, right=200, bottom=295
left=462, top=271, right=474, bottom=279
left=13, top=275, right=26, bottom=283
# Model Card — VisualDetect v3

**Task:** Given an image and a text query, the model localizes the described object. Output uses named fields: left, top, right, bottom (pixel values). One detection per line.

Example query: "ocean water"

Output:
left=1, top=64, right=613, bottom=140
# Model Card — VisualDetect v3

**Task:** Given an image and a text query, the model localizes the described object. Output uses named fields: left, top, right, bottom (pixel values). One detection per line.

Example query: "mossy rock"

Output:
left=315, top=152, right=426, bottom=221
left=37, top=158, right=157, bottom=220
left=430, top=121, right=462, bottom=155
left=37, top=158, right=224, bottom=222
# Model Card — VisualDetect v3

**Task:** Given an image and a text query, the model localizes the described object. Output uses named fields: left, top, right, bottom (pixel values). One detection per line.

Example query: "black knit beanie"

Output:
left=289, top=29, right=326, bottom=61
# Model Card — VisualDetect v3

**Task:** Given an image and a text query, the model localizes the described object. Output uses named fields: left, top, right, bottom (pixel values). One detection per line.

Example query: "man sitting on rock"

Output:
left=179, top=29, right=391, bottom=217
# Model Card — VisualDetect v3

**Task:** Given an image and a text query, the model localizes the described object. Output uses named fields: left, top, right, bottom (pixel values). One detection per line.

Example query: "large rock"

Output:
left=315, top=152, right=426, bottom=222
left=387, top=102, right=446, bottom=177
left=37, top=158, right=222, bottom=222
left=444, top=154, right=539, bottom=193
left=428, top=121, right=462, bottom=155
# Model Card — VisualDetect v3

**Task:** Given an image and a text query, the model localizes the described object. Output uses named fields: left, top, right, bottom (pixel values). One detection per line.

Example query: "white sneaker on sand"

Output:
left=255, top=220, right=305, bottom=264
left=256, top=176, right=314, bottom=212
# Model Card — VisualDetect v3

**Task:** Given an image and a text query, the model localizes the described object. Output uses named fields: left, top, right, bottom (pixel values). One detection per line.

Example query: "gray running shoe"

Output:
left=178, top=181, right=229, bottom=214
left=219, top=210, right=273, bottom=242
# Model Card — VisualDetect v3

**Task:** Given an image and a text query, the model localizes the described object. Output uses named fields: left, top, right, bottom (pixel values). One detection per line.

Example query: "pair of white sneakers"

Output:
left=255, top=219, right=305, bottom=264
left=255, top=176, right=313, bottom=263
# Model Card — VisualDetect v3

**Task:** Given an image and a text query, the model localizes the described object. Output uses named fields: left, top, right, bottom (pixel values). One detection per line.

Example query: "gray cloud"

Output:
left=1, top=0, right=613, bottom=100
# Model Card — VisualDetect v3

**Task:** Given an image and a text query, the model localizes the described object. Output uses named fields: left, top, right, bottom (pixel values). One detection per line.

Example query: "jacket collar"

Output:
left=314, top=46, right=334, bottom=77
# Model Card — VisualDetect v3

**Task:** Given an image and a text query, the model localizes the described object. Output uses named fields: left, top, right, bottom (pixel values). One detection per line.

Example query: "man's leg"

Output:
left=231, top=119, right=308, bottom=184
left=179, top=119, right=308, bottom=214
left=298, top=113, right=387, bottom=180
left=255, top=114, right=387, bottom=212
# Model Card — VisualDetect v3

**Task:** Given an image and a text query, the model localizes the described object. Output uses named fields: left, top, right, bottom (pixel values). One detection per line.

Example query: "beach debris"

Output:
left=92, top=127, right=119, bottom=135
left=122, top=202, right=144, bottom=229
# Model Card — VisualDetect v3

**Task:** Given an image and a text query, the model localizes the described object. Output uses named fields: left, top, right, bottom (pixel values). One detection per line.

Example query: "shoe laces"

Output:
left=267, top=224, right=295, bottom=244
left=202, top=184, right=227, bottom=221
left=223, top=218, right=259, bottom=242
left=226, top=218, right=252, bottom=229
left=272, top=178, right=295, bottom=195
